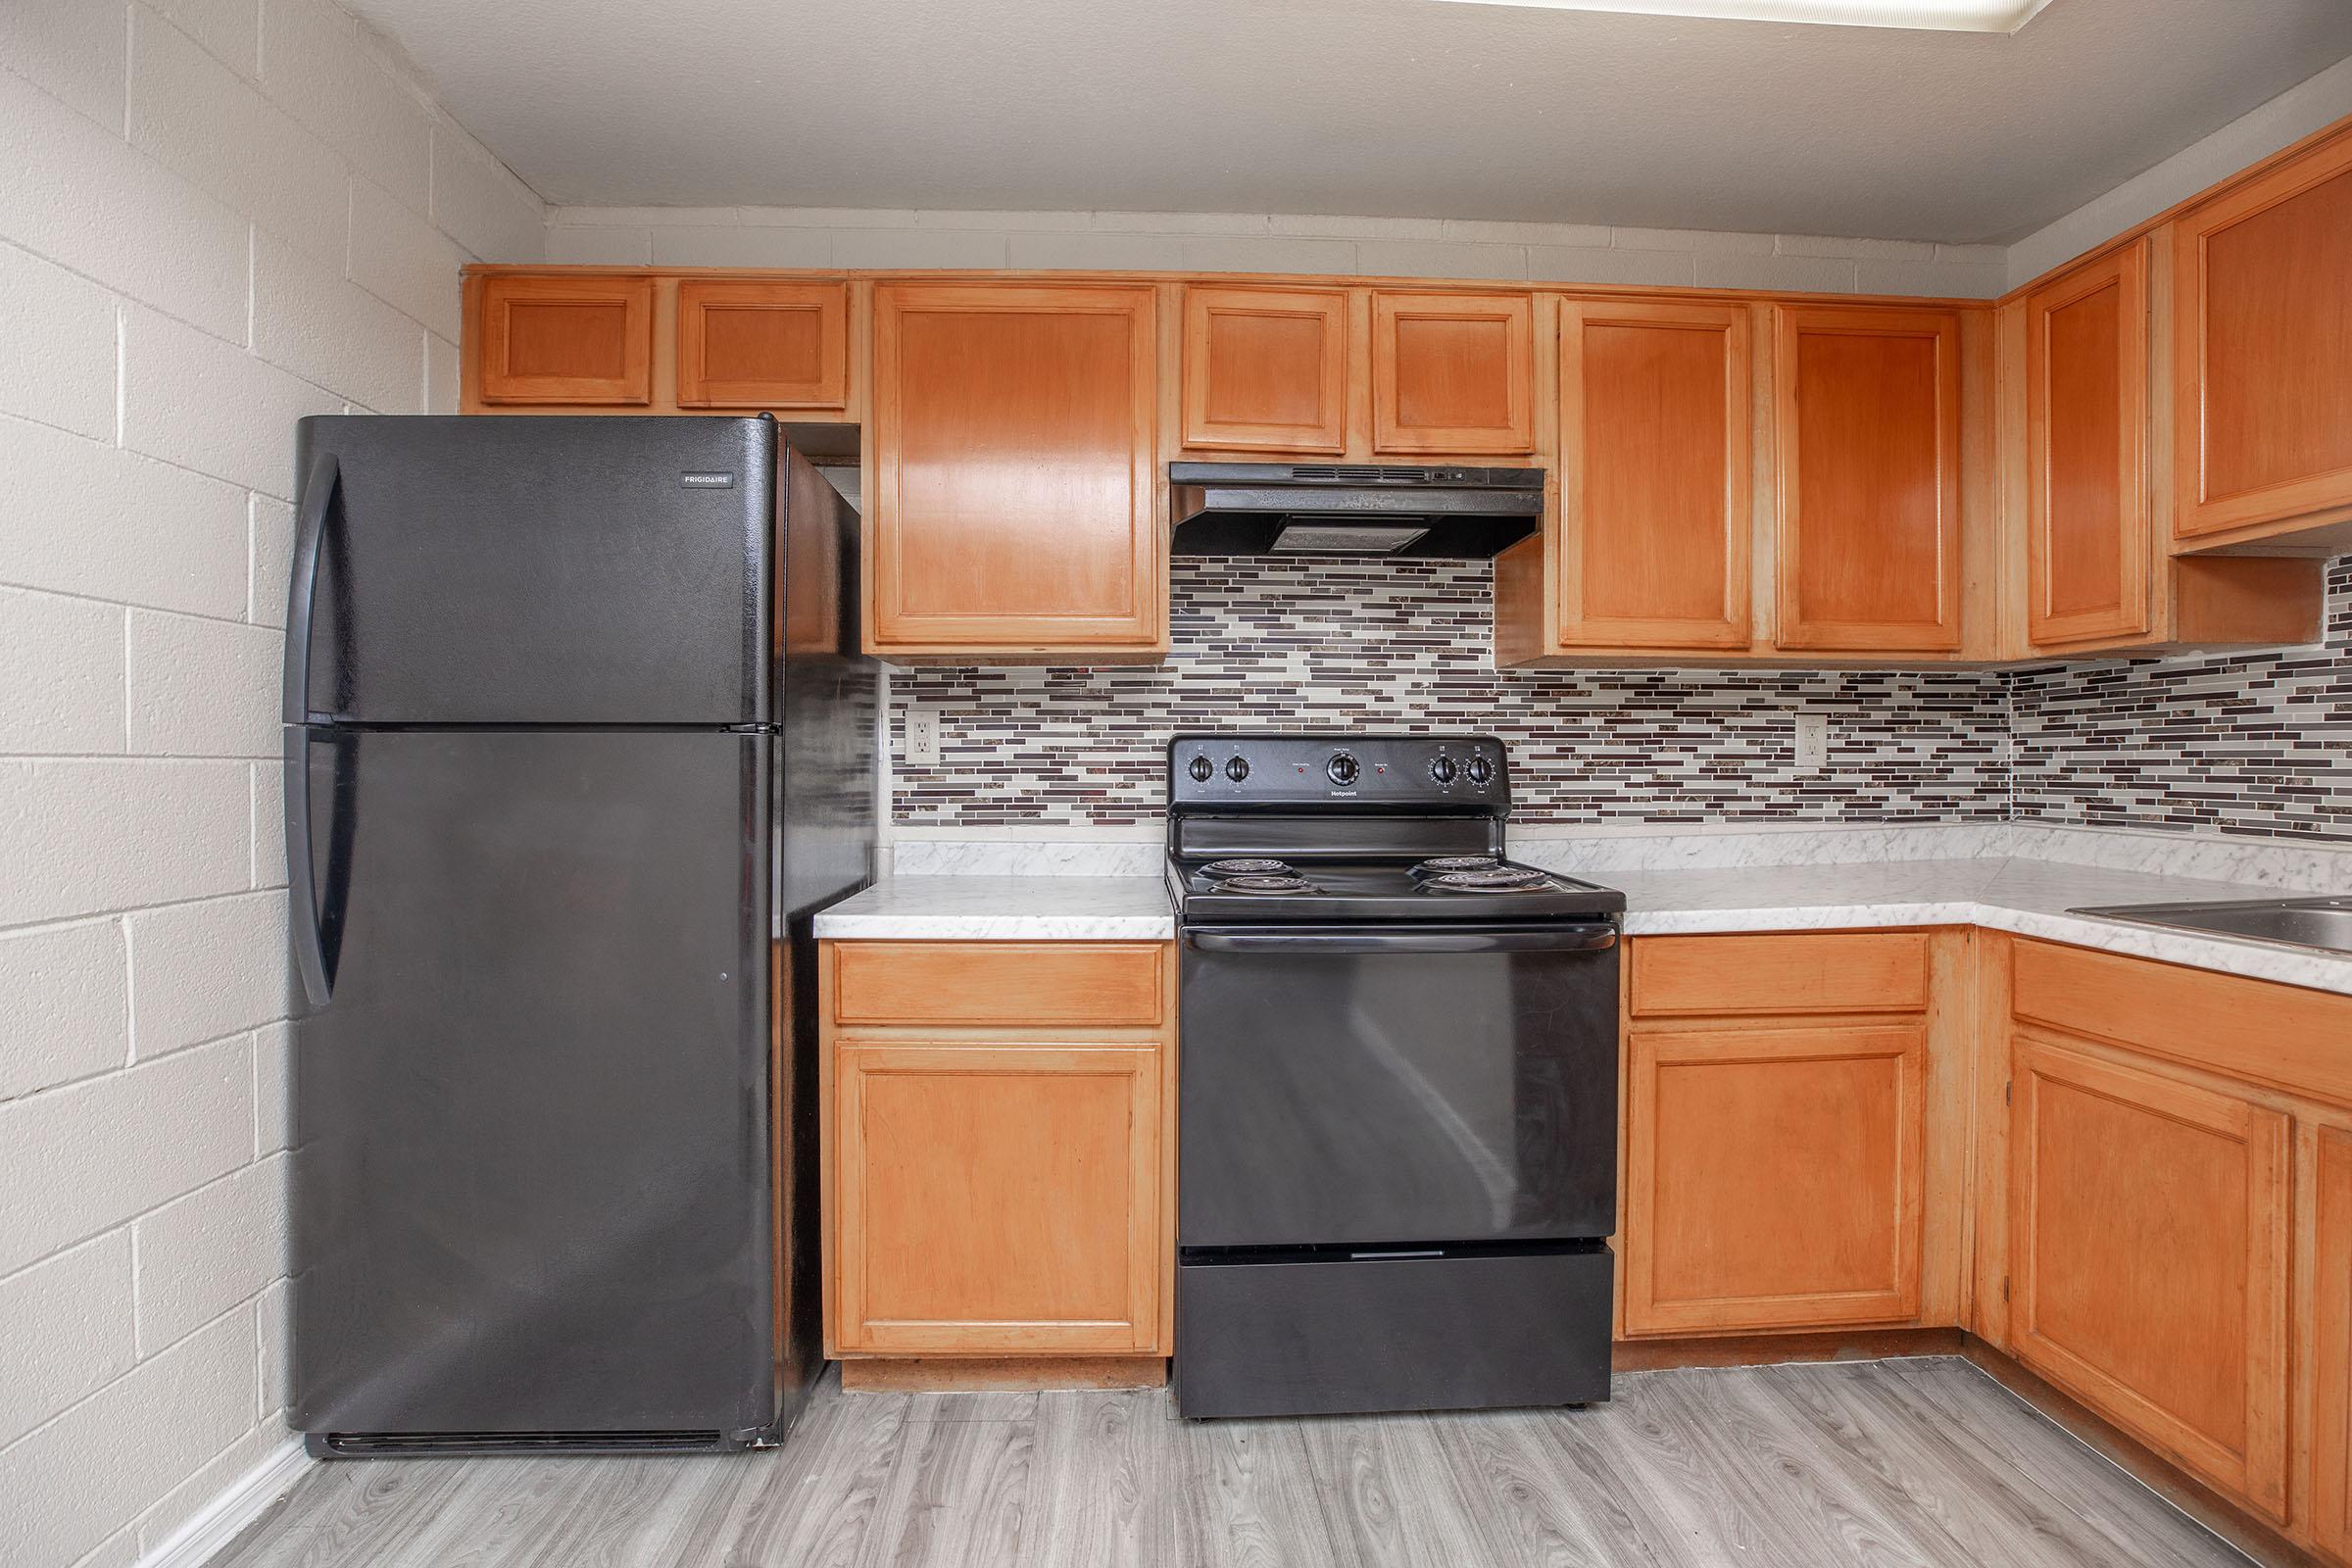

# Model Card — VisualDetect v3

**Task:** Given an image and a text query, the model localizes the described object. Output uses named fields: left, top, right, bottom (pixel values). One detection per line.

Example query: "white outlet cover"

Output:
left=905, top=710, right=941, bottom=764
left=1795, top=714, right=1830, bottom=767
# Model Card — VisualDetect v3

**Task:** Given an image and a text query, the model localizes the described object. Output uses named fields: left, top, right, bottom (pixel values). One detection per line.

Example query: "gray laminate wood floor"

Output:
left=211, top=1357, right=2252, bottom=1567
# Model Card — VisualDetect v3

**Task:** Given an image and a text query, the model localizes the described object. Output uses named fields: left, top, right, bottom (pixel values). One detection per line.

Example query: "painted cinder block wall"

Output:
left=0, top=3, right=540, bottom=1562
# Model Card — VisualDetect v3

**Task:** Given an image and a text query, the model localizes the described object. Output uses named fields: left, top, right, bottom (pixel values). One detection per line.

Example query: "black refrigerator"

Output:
left=284, top=415, right=875, bottom=1456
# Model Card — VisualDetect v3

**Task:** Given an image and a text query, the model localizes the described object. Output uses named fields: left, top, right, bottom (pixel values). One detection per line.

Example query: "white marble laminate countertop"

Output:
left=1612, top=858, right=2352, bottom=998
left=814, top=875, right=1176, bottom=941
left=817, top=861, right=2352, bottom=998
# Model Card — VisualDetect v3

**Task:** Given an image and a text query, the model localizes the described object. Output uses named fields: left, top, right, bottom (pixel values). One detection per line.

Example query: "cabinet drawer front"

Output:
left=1630, top=932, right=1930, bottom=1017
left=831, top=941, right=1167, bottom=1029
left=1624, top=1025, right=1927, bottom=1336
left=2011, top=938, right=2352, bottom=1107
left=2009, top=1036, right=2291, bottom=1519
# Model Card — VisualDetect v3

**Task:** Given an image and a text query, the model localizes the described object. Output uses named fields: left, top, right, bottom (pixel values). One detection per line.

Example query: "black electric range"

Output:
left=1166, top=733, right=1625, bottom=1420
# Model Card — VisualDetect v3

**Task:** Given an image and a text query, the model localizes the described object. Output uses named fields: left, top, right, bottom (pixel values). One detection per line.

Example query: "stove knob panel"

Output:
left=1465, top=755, right=1494, bottom=787
left=1224, top=756, right=1250, bottom=782
left=1326, top=752, right=1360, bottom=787
left=1429, top=756, right=1457, bottom=785
left=1187, top=755, right=1214, bottom=783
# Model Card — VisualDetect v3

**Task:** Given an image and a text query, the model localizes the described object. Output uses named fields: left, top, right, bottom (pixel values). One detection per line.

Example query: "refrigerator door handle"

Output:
left=283, top=452, right=338, bottom=724
left=286, top=734, right=333, bottom=1007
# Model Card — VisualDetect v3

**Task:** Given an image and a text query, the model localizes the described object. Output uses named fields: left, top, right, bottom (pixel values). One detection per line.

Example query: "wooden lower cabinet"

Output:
left=2315, top=1126, right=2352, bottom=1560
left=1623, top=1024, right=1926, bottom=1335
left=2007, top=1033, right=2292, bottom=1519
left=819, top=940, right=1175, bottom=1364
left=831, top=1040, right=1163, bottom=1354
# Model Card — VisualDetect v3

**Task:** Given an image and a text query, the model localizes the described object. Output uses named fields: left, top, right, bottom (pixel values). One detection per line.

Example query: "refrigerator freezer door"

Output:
left=289, top=727, right=776, bottom=1441
left=287, top=416, right=775, bottom=725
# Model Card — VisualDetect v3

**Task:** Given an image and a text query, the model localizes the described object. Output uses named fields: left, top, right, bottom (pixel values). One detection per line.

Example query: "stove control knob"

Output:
left=1429, top=756, right=1457, bottom=785
left=1187, top=755, right=1214, bottom=783
left=1326, top=752, right=1360, bottom=787
left=1224, top=756, right=1250, bottom=782
left=1465, top=755, right=1494, bottom=787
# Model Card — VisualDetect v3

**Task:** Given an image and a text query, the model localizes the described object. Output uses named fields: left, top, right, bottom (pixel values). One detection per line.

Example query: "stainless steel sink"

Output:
left=2068, top=896, right=2352, bottom=956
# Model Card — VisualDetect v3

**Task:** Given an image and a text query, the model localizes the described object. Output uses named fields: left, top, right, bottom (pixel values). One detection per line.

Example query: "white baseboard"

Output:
left=139, top=1437, right=311, bottom=1568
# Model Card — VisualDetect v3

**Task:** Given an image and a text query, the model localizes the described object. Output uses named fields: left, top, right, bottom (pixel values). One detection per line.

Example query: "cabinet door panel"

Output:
left=677, top=280, right=847, bottom=409
left=2009, top=1036, right=2290, bottom=1519
left=1557, top=300, right=1752, bottom=649
left=2316, top=1127, right=2352, bottom=1560
left=1371, top=291, right=1533, bottom=454
left=833, top=1042, right=1161, bottom=1354
left=1774, top=307, right=1961, bottom=652
left=1624, top=1025, right=1926, bottom=1335
left=871, top=283, right=1158, bottom=651
left=477, top=274, right=653, bottom=405
left=2174, top=133, right=2352, bottom=541
left=1181, top=285, right=1348, bottom=453
left=2027, top=246, right=2151, bottom=648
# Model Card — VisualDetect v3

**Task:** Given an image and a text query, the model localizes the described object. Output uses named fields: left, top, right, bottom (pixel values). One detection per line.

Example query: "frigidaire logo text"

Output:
left=680, top=471, right=736, bottom=488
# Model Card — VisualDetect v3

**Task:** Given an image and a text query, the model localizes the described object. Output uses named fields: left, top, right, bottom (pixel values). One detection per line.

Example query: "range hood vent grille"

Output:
left=1168, top=462, right=1544, bottom=560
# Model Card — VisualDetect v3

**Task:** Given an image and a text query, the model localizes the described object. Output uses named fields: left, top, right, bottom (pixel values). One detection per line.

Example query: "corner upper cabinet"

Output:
left=2171, top=130, right=2352, bottom=549
left=1555, top=299, right=1753, bottom=650
left=676, top=280, right=848, bottom=410
left=1372, top=290, right=1534, bottom=454
left=475, top=274, right=653, bottom=405
left=1181, top=284, right=1348, bottom=453
left=1773, top=306, right=1962, bottom=652
left=2026, top=244, right=2151, bottom=648
left=870, top=282, right=1162, bottom=657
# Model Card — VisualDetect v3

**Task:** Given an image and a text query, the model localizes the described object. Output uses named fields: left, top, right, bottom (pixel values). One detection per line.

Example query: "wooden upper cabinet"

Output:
left=1773, top=306, right=1962, bottom=652
left=1371, top=290, right=1534, bottom=454
left=1181, top=285, right=1348, bottom=453
left=1624, top=1024, right=1926, bottom=1336
left=2315, top=1126, right=2352, bottom=1562
left=831, top=1041, right=1164, bottom=1354
left=2026, top=245, right=2151, bottom=649
left=476, top=274, right=653, bottom=405
left=2172, top=131, right=2352, bottom=544
left=1556, top=299, right=1752, bottom=649
left=676, top=280, right=847, bottom=409
left=2008, top=1037, right=2290, bottom=1519
left=870, top=282, right=1159, bottom=653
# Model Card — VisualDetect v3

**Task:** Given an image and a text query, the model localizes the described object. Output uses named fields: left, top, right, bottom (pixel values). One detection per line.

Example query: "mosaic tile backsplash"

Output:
left=2009, top=557, right=2352, bottom=843
left=890, top=560, right=2013, bottom=830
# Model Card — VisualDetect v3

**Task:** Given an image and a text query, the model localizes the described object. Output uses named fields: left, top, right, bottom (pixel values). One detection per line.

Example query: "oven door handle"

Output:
left=1185, top=924, right=1617, bottom=956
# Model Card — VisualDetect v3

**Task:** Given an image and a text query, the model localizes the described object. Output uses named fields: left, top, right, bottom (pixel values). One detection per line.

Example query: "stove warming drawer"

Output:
left=1175, top=1245, right=1614, bottom=1418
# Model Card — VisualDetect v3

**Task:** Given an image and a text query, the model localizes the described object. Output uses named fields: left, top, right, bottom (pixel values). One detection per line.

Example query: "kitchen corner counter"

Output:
left=813, top=875, right=1175, bottom=941
left=1612, top=857, right=2352, bottom=999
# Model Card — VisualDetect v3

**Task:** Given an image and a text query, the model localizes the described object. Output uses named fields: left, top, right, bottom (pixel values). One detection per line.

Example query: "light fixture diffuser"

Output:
left=1429, top=0, right=2053, bottom=30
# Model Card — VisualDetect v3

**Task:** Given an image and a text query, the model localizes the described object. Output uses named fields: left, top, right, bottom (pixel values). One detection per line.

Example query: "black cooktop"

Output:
left=1168, top=853, right=1626, bottom=924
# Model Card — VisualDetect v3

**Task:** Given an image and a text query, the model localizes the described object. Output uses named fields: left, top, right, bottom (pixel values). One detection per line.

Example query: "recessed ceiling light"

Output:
left=1429, top=0, right=2054, bottom=31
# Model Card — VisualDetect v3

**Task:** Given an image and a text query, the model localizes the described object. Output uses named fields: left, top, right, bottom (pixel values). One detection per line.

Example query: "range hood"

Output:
left=1168, top=463, right=1545, bottom=559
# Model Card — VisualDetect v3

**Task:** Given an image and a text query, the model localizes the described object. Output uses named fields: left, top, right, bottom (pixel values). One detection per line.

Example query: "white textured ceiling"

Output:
left=351, top=0, right=2352, bottom=244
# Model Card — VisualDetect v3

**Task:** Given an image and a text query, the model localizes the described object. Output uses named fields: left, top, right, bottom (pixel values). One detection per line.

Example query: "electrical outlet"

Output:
left=905, top=709, right=941, bottom=765
left=1795, top=714, right=1830, bottom=768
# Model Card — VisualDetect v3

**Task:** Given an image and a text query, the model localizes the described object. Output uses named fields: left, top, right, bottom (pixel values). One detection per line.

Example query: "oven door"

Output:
left=1178, top=923, right=1619, bottom=1250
